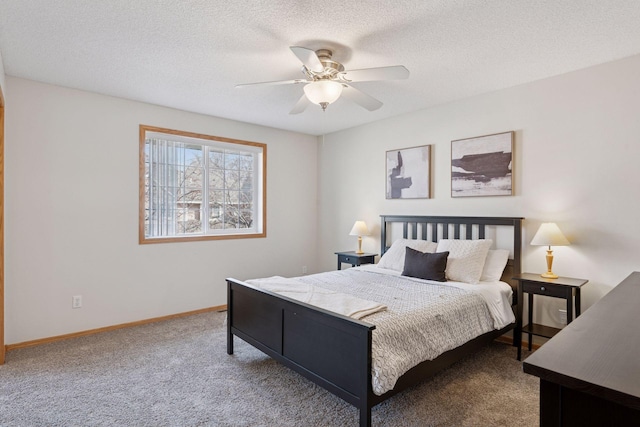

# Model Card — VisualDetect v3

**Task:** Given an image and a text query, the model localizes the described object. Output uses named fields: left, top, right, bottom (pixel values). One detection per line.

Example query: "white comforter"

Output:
left=279, top=266, right=515, bottom=395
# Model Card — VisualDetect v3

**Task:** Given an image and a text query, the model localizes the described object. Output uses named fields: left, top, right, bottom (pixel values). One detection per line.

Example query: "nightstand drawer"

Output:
left=522, top=281, right=566, bottom=298
left=341, top=255, right=356, bottom=264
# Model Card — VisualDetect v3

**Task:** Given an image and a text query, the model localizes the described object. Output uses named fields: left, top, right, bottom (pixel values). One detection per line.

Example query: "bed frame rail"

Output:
left=227, top=279, right=376, bottom=426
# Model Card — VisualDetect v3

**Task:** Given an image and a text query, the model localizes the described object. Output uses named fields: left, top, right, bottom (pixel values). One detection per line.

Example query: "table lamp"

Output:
left=349, top=221, right=370, bottom=254
left=530, top=222, right=570, bottom=279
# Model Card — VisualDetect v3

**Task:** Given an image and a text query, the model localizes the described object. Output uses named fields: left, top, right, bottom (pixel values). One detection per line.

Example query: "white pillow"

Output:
left=378, top=239, right=438, bottom=272
left=436, top=239, right=493, bottom=284
left=480, top=249, right=510, bottom=282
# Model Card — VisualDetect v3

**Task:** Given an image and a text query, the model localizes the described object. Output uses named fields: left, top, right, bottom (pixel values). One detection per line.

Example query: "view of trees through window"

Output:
left=140, top=126, right=265, bottom=243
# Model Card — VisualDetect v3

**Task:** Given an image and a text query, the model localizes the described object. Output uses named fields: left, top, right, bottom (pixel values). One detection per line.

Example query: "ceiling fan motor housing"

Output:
left=314, top=49, right=344, bottom=78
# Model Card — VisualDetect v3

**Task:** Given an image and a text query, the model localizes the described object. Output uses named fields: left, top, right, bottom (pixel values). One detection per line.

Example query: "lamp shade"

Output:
left=349, top=221, right=370, bottom=237
left=303, top=80, right=343, bottom=105
left=530, top=223, right=570, bottom=246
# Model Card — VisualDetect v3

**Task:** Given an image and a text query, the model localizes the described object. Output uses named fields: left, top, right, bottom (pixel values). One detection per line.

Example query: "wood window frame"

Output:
left=139, top=125, right=266, bottom=244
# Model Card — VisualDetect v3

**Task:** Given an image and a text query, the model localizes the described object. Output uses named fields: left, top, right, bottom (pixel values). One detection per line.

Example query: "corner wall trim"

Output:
left=1, top=85, right=5, bottom=364
left=5, top=305, right=227, bottom=352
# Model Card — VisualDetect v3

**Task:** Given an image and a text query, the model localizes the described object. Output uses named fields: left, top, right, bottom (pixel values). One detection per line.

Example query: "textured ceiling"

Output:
left=1, top=0, right=640, bottom=135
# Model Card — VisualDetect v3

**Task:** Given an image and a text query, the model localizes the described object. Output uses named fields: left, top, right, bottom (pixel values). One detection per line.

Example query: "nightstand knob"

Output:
left=541, top=286, right=546, bottom=291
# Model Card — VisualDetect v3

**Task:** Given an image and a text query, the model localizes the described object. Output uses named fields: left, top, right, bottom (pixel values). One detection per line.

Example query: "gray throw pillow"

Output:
left=402, top=247, right=449, bottom=282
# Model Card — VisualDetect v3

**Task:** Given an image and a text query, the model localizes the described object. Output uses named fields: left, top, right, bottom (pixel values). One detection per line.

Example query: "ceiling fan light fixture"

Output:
left=303, top=80, right=343, bottom=110
left=238, top=46, right=408, bottom=114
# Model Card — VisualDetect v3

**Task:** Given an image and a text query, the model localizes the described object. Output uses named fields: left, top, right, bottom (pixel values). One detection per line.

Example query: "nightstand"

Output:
left=335, top=251, right=377, bottom=270
left=513, top=273, right=588, bottom=360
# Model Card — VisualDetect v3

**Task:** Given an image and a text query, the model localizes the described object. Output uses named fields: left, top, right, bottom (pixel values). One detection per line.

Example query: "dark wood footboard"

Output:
left=227, top=278, right=376, bottom=427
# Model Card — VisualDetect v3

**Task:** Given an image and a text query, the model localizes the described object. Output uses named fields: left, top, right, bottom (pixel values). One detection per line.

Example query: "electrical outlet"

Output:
left=302, top=266, right=308, bottom=275
left=72, top=295, right=82, bottom=309
left=558, top=309, right=567, bottom=325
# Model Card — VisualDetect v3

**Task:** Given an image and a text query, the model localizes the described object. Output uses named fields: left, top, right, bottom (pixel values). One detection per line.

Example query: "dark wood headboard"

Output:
left=380, top=215, right=524, bottom=290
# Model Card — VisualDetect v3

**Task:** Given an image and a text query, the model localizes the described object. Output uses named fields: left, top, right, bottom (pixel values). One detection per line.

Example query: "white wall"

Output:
left=0, top=49, right=5, bottom=96
left=5, top=77, right=319, bottom=344
left=318, top=54, right=640, bottom=329
left=7, top=54, right=640, bottom=343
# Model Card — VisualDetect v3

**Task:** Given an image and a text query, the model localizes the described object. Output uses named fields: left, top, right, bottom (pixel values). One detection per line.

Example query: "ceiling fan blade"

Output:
left=290, top=46, right=324, bottom=73
left=338, top=65, right=409, bottom=82
left=341, top=84, right=383, bottom=111
left=236, top=79, right=307, bottom=88
left=289, top=94, right=311, bottom=115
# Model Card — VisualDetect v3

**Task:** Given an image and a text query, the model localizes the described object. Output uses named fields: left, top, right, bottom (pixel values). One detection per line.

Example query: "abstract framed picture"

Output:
left=451, top=131, right=514, bottom=197
left=386, top=145, right=431, bottom=199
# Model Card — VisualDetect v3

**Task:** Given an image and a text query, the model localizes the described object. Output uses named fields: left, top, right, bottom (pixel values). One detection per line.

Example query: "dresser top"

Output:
left=523, top=271, right=640, bottom=409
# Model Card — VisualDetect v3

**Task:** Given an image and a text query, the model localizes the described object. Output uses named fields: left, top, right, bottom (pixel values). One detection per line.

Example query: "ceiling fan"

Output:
left=236, top=46, right=410, bottom=114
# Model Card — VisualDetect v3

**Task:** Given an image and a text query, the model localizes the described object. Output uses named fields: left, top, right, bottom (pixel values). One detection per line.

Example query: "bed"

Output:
left=226, top=215, right=523, bottom=426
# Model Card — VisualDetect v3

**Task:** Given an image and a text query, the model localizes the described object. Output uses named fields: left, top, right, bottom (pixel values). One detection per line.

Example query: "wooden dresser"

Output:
left=523, top=271, right=640, bottom=426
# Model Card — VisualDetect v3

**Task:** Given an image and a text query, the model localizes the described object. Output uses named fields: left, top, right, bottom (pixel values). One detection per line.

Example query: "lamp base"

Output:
left=541, top=249, right=558, bottom=279
left=355, top=250, right=364, bottom=254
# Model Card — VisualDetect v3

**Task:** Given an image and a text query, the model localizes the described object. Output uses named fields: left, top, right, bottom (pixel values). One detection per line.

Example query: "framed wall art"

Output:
left=451, top=131, right=514, bottom=197
left=386, top=145, right=431, bottom=199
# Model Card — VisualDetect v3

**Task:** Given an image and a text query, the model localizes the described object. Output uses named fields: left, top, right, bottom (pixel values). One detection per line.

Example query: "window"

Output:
left=139, top=125, right=266, bottom=243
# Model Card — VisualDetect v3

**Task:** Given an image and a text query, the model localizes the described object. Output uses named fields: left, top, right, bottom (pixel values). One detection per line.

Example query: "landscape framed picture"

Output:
left=451, top=131, right=514, bottom=197
left=386, top=145, right=431, bottom=199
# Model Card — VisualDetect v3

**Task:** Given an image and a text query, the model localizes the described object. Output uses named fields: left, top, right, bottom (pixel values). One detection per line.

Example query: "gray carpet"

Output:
left=0, top=311, right=538, bottom=426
